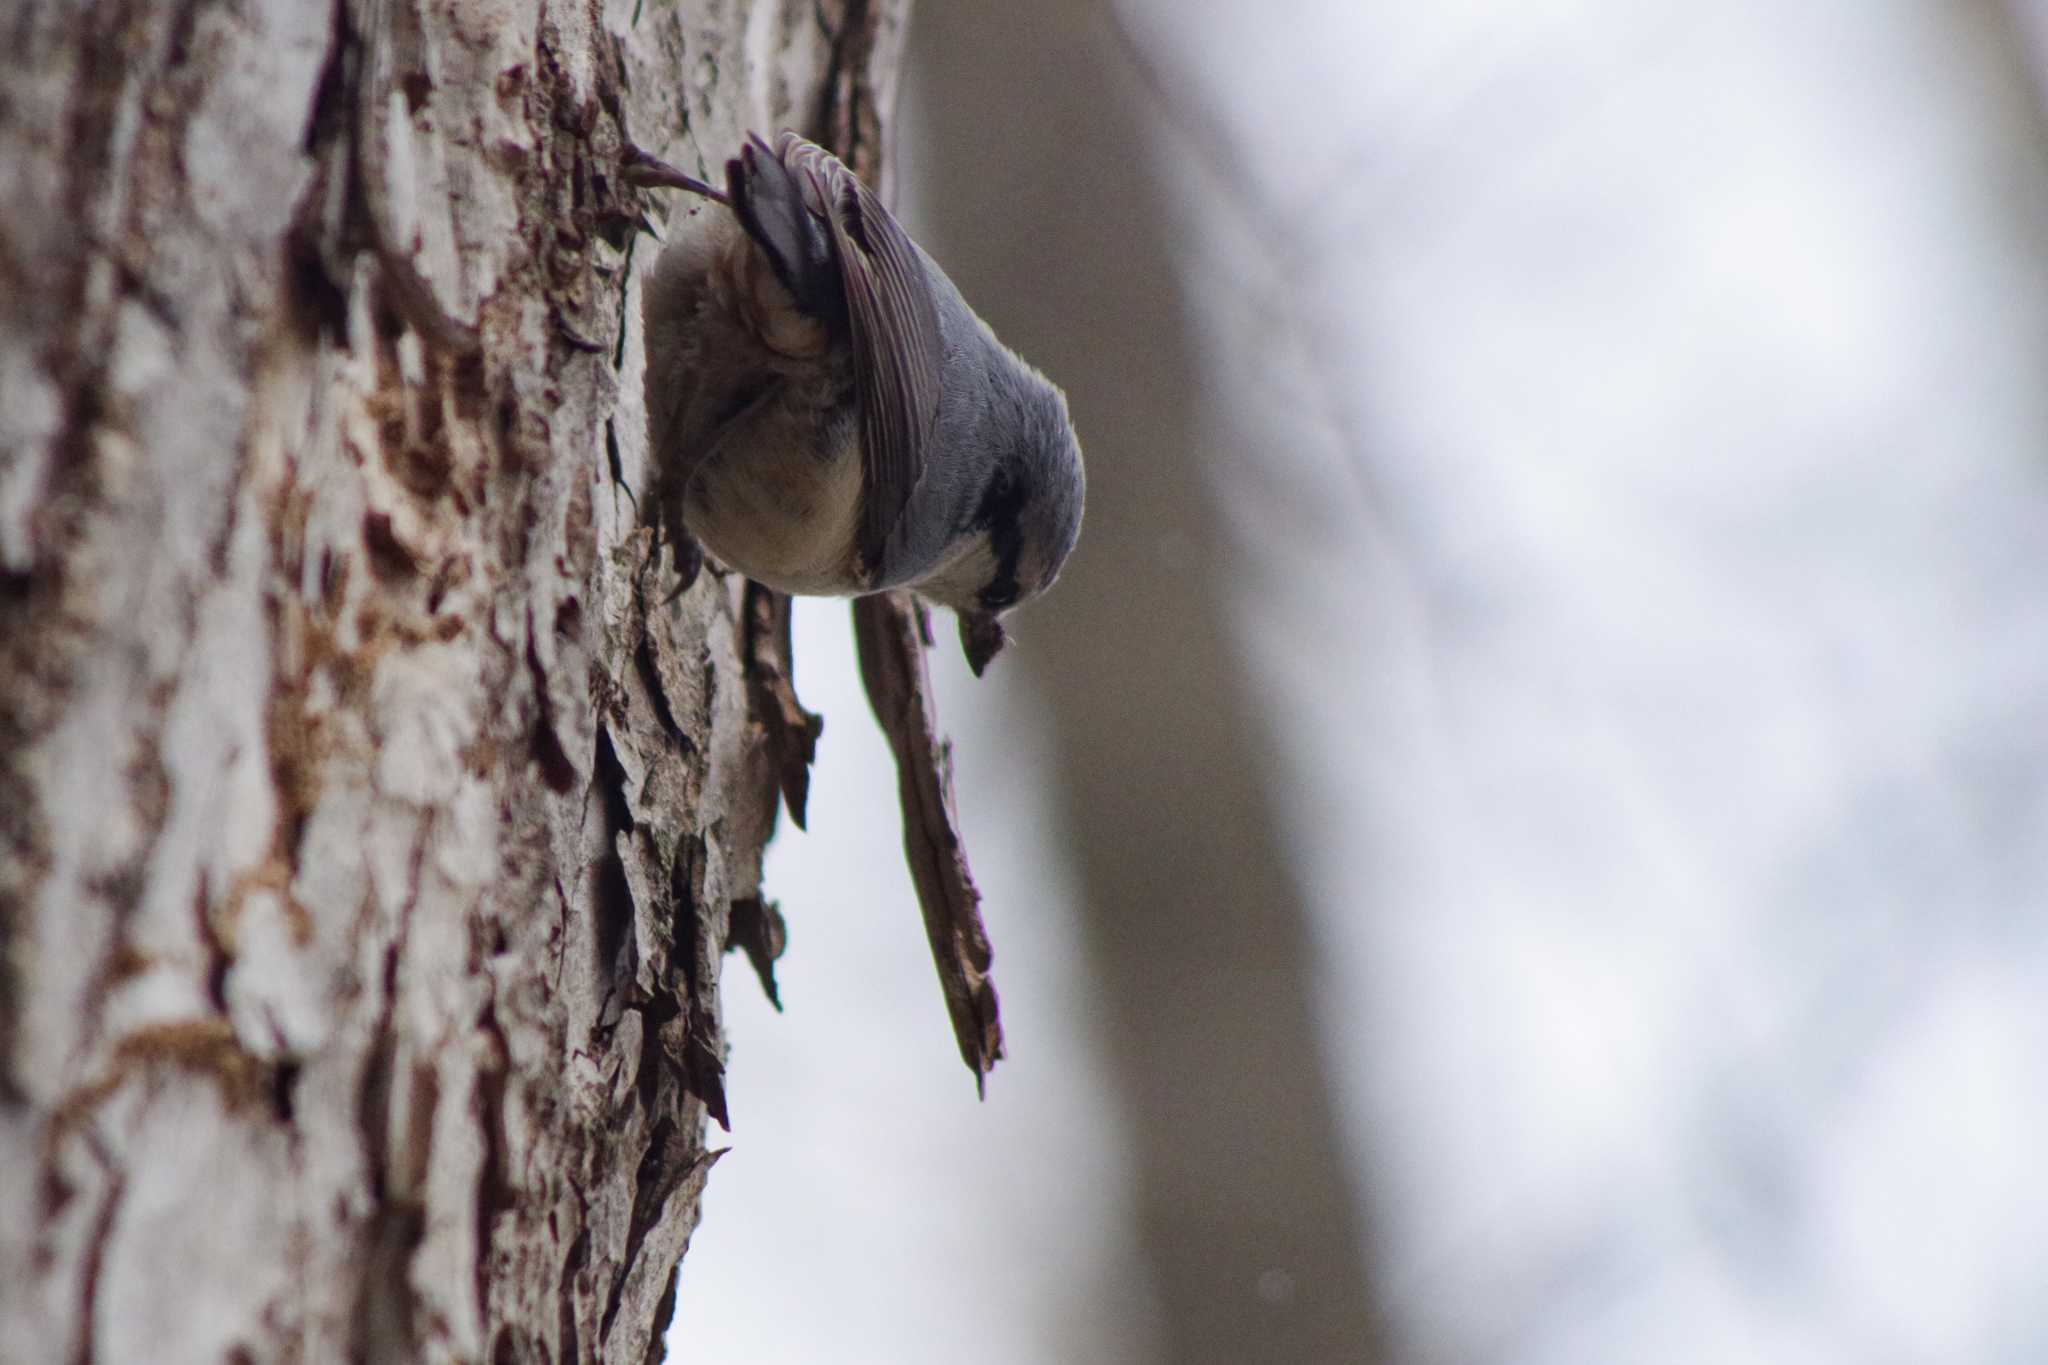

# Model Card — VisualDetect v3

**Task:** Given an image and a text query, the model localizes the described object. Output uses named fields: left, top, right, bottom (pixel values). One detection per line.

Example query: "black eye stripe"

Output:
left=970, top=464, right=1022, bottom=526
left=978, top=552, right=1020, bottom=611
left=973, top=465, right=1026, bottom=611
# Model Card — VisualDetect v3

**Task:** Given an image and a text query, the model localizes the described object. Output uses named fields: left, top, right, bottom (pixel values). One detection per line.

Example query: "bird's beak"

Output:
left=959, top=611, right=1008, bottom=677
left=620, top=146, right=728, bottom=202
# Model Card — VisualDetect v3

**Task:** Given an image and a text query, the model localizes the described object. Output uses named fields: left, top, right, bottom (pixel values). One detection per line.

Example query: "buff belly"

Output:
left=683, top=396, right=867, bottom=596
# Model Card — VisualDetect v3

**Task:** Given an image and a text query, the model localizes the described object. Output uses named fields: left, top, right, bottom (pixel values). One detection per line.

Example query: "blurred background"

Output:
left=673, top=2, right=2048, bottom=1361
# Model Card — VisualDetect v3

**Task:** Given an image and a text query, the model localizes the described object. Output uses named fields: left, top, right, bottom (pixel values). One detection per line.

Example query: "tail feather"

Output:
left=726, top=135, right=842, bottom=324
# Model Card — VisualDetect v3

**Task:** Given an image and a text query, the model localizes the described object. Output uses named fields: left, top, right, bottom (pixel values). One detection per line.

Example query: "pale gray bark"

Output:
left=0, top=2, right=903, bottom=1361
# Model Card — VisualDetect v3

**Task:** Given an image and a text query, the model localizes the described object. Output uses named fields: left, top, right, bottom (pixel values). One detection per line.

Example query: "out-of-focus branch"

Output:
left=906, top=2, right=1390, bottom=1357
left=1989, top=0, right=2048, bottom=143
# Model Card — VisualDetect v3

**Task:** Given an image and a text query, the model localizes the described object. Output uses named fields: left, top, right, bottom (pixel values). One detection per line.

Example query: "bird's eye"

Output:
left=980, top=584, right=1017, bottom=611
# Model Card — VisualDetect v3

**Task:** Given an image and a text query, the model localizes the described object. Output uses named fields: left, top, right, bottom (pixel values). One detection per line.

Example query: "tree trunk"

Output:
left=0, top=2, right=904, bottom=1360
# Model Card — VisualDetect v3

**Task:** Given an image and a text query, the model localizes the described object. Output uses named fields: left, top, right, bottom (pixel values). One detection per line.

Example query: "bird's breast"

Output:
left=684, top=401, right=867, bottom=596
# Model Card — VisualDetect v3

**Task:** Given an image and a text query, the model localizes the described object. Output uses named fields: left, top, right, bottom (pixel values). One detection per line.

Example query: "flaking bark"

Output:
left=0, top=1, right=908, bottom=1361
left=851, top=593, right=1004, bottom=1090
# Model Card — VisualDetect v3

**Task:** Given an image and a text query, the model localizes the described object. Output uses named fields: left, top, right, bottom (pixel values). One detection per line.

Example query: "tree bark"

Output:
left=0, top=2, right=904, bottom=1360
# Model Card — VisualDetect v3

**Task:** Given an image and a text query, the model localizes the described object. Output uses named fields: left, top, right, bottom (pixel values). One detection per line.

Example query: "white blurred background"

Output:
left=673, top=2, right=2048, bottom=1361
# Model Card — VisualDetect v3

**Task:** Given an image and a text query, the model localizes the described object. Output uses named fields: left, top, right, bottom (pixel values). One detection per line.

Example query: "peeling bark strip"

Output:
left=741, top=581, right=823, bottom=830
left=852, top=594, right=1005, bottom=1091
left=0, top=3, right=907, bottom=1363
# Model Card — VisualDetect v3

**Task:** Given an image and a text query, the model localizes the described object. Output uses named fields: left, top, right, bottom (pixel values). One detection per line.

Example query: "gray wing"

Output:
left=775, top=133, right=944, bottom=578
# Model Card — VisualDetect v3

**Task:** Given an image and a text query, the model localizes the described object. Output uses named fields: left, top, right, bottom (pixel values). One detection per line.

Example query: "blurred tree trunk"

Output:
left=905, top=3, right=1388, bottom=1361
left=0, top=2, right=899, bottom=1360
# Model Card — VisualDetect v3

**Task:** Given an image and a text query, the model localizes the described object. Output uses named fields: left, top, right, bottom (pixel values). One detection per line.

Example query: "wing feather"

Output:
left=773, top=133, right=944, bottom=578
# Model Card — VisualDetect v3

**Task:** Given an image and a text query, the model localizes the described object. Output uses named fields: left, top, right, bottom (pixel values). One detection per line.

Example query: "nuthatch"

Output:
left=627, top=131, right=1084, bottom=676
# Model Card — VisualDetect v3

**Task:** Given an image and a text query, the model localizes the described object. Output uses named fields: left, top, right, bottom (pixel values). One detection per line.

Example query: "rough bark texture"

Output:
left=0, top=1, right=904, bottom=1360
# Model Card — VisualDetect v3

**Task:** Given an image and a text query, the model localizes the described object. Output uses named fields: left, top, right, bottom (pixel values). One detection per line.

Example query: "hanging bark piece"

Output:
left=726, top=895, right=789, bottom=1010
left=741, top=581, right=823, bottom=830
left=851, top=592, right=1004, bottom=1092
